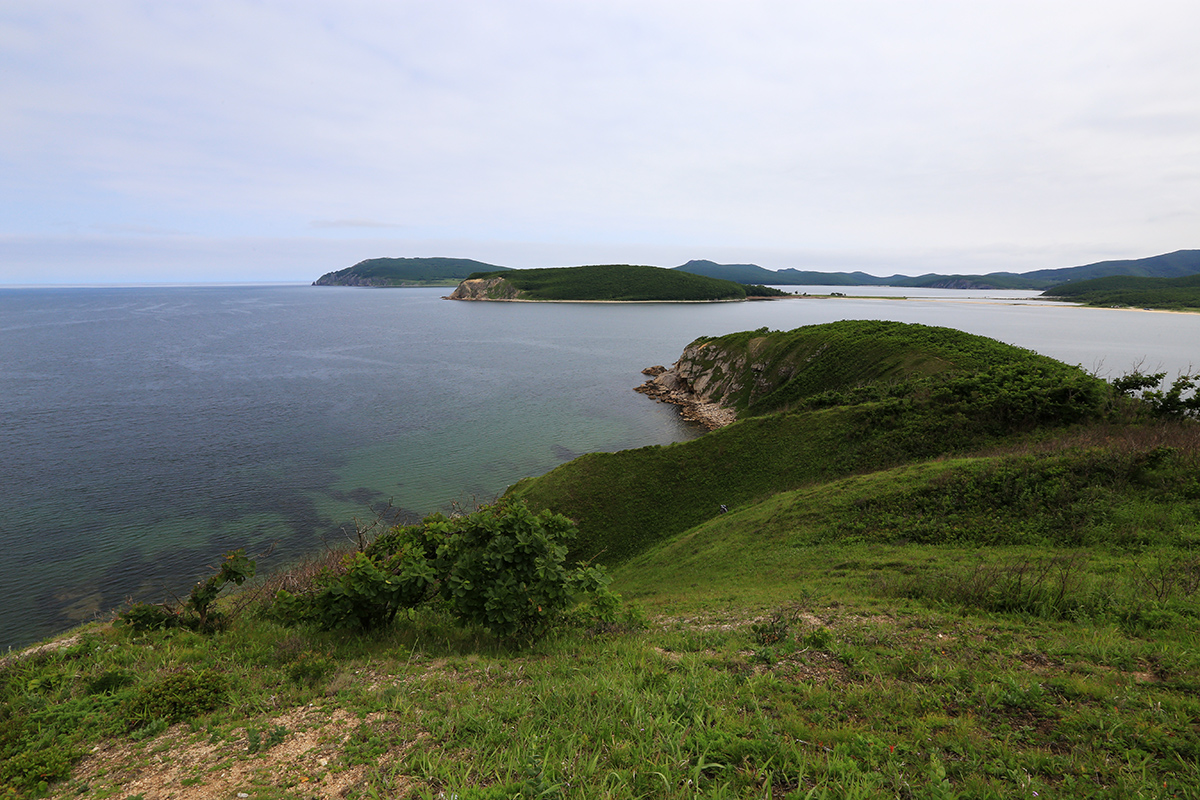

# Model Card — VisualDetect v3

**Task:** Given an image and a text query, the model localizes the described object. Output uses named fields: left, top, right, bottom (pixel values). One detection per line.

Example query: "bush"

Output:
left=116, top=602, right=181, bottom=632
left=1113, top=370, right=1200, bottom=419
left=293, top=542, right=435, bottom=631
left=272, top=501, right=618, bottom=641
left=427, top=502, right=615, bottom=639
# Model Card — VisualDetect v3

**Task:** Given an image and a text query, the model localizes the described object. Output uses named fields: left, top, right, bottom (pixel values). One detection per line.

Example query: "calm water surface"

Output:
left=2, top=284, right=1197, bottom=649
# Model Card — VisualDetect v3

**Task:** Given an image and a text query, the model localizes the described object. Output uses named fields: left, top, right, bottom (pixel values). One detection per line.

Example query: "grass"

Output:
left=6, top=536, right=1199, bottom=798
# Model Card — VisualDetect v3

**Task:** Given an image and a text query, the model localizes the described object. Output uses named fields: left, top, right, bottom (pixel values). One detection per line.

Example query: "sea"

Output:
left=3, top=283, right=1198, bottom=651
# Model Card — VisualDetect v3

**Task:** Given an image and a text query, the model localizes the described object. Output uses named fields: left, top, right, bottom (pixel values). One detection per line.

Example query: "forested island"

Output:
left=5, top=321, right=1200, bottom=798
left=1042, top=272, right=1200, bottom=311
left=312, top=257, right=509, bottom=287
left=446, top=263, right=787, bottom=302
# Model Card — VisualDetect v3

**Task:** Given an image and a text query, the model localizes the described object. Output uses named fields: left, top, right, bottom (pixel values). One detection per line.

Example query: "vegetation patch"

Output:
left=1042, top=272, right=1200, bottom=310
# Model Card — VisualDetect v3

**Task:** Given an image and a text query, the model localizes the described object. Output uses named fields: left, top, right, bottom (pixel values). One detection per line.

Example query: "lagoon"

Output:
left=2, top=284, right=1197, bottom=650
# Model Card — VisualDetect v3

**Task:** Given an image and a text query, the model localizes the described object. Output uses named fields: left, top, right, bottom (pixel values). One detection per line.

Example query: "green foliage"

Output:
left=186, top=549, right=255, bottom=630
left=1043, top=271, right=1200, bottom=310
left=432, top=503, right=617, bottom=639
left=1113, top=370, right=1200, bottom=418
left=115, top=602, right=180, bottom=632
left=273, top=501, right=618, bottom=641
left=469, top=264, right=748, bottom=301
left=511, top=323, right=1113, bottom=564
left=743, top=283, right=790, bottom=297
left=276, top=540, right=436, bottom=631
left=245, top=723, right=288, bottom=754
left=122, top=670, right=227, bottom=728
left=284, top=650, right=337, bottom=687
left=116, top=549, right=256, bottom=633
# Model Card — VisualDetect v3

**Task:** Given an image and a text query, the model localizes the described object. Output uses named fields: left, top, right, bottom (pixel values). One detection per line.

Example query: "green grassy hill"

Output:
left=508, top=321, right=1109, bottom=562
left=456, top=264, right=748, bottom=301
left=1042, top=272, right=1200, bottom=311
left=313, top=257, right=508, bottom=287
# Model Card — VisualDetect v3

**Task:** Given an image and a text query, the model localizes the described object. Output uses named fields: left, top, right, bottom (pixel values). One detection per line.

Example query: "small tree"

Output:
left=118, top=549, right=256, bottom=632
left=187, top=549, right=256, bottom=629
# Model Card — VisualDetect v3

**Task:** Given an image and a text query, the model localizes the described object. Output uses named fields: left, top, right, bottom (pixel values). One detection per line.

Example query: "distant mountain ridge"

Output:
left=313, top=257, right=509, bottom=287
left=315, top=250, right=1200, bottom=291
left=674, top=250, right=1200, bottom=290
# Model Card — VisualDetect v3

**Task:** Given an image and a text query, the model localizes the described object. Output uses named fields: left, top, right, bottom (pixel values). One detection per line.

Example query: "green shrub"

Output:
left=123, top=670, right=227, bottom=728
left=282, top=541, right=436, bottom=631
left=116, top=602, right=180, bottom=632
left=272, top=501, right=617, bottom=641
left=427, top=502, right=616, bottom=639
left=186, top=549, right=256, bottom=630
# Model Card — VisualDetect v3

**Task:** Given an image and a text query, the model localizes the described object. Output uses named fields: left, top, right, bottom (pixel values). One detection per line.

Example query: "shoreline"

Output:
left=443, top=296, right=747, bottom=304
left=633, top=366, right=737, bottom=431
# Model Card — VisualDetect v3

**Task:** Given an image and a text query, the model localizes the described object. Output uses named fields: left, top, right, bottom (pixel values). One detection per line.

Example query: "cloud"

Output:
left=2, top=1, right=1198, bottom=282
left=308, top=220, right=408, bottom=230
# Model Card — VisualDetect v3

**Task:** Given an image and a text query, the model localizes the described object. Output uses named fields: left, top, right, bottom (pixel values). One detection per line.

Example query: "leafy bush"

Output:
left=273, top=501, right=618, bottom=641
left=116, top=602, right=181, bottom=632
left=426, top=502, right=615, bottom=639
left=275, top=542, right=435, bottom=631
left=186, top=549, right=256, bottom=630
left=1113, top=370, right=1200, bottom=419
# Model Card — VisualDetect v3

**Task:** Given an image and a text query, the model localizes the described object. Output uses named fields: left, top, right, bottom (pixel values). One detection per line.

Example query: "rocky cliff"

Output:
left=633, top=337, right=767, bottom=430
left=446, top=276, right=524, bottom=300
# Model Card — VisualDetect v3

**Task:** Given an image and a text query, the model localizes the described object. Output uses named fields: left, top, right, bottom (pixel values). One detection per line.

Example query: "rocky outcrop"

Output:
left=446, top=276, right=524, bottom=301
left=634, top=345, right=744, bottom=430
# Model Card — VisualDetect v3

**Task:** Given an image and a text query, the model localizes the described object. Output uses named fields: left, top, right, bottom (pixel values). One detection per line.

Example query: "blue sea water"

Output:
left=3, top=283, right=1198, bottom=650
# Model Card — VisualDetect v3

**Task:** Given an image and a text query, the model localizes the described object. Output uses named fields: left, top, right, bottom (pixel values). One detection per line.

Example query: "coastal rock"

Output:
left=634, top=344, right=741, bottom=430
left=446, top=276, right=523, bottom=301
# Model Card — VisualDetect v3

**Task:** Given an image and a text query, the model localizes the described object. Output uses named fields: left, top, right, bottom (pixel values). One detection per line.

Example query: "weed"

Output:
left=246, top=724, right=288, bottom=754
left=123, top=670, right=227, bottom=728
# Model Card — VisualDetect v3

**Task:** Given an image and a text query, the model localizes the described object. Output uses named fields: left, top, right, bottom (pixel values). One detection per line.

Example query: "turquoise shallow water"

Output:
left=3, top=284, right=1198, bottom=650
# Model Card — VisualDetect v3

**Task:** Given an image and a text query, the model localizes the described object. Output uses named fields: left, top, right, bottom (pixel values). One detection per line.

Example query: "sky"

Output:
left=2, top=1, right=1198, bottom=284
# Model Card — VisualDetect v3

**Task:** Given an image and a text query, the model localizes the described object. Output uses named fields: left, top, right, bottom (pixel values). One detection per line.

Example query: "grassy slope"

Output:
left=678, top=320, right=1072, bottom=415
left=10, top=423, right=1199, bottom=798
left=510, top=321, right=1109, bottom=562
left=468, top=264, right=748, bottom=301
left=6, top=323, right=1200, bottom=799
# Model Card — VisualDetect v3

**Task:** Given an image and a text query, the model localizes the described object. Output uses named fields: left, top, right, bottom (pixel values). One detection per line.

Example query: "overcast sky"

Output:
left=2, top=1, right=1198, bottom=284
